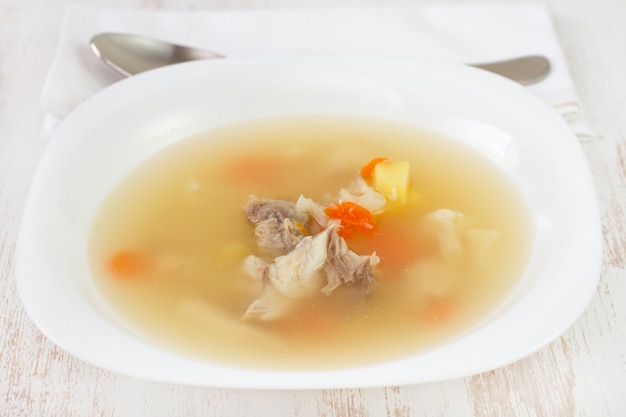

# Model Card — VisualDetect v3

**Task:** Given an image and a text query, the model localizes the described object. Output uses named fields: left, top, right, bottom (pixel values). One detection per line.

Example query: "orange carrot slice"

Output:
left=282, top=303, right=335, bottom=339
left=325, top=202, right=376, bottom=237
left=422, top=298, right=456, bottom=323
left=360, top=157, right=388, bottom=180
left=224, top=154, right=284, bottom=186
left=345, top=216, right=423, bottom=275
left=107, top=250, right=149, bottom=280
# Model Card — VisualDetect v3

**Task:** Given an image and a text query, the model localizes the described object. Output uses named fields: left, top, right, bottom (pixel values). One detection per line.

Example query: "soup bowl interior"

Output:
left=16, top=58, right=601, bottom=389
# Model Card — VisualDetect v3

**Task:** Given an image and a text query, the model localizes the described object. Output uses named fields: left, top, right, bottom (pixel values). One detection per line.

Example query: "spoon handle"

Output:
left=90, top=33, right=550, bottom=84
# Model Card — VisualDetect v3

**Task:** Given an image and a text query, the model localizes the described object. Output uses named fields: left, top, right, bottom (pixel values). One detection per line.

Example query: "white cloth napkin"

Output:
left=40, top=3, right=592, bottom=139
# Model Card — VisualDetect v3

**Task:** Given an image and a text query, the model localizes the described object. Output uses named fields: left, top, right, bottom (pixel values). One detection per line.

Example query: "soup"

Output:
left=89, top=115, right=533, bottom=370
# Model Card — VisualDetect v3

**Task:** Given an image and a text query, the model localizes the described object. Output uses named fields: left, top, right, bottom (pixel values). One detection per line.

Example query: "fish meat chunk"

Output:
left=243, top=195, right=308, bottom=255
left=243, top=222, right=378, bottom=321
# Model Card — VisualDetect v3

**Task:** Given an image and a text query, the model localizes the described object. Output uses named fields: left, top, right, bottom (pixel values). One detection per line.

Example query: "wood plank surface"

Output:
left=1, top=0, right=625, bottom=415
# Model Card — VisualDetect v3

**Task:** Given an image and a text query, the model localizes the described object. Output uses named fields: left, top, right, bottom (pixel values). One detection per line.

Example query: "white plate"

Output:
left=16, top=58, right=601, bottom=389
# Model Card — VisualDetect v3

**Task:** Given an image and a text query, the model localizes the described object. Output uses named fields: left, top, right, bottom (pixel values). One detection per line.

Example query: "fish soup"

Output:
left=89, top=115, right=534, bottom=370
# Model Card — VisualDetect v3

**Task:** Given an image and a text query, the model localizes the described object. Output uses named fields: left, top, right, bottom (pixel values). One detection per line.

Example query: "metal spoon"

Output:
left=90, top=33, right=550, bottom=84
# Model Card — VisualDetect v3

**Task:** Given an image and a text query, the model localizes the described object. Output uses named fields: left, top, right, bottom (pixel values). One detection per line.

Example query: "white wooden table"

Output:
left=1, top=0, right=625, bottom=415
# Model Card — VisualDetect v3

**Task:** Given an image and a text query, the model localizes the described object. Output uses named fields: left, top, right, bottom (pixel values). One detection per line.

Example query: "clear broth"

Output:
left=89, top=115, right=533, bottom=370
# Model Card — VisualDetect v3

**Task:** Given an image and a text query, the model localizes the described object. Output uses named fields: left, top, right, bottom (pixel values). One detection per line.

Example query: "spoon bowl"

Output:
left=90, top=32, right=550, bottom=84
left=90, top=33, right=224, bottom=77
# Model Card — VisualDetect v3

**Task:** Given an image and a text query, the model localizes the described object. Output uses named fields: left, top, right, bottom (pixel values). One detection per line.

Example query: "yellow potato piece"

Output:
left=373, top=161, right=410, bottom=203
